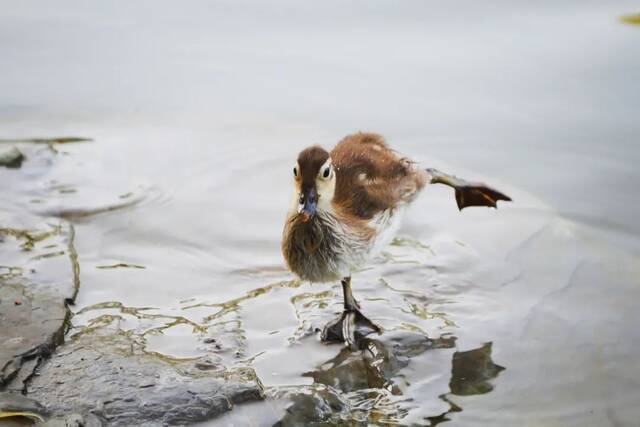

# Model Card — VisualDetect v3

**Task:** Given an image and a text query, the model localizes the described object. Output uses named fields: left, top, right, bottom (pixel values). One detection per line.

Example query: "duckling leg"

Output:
left=426, top=168, right=512, bottom=210
left=321, top=277, right=382, bottom=348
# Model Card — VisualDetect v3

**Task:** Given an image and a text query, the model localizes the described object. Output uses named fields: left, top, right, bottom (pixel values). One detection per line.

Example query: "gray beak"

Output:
left=298, top=186, right=317, bottom=222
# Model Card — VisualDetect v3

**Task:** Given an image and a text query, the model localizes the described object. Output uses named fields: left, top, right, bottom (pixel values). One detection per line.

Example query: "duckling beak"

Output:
left=297, top=186, right=317, bottom=222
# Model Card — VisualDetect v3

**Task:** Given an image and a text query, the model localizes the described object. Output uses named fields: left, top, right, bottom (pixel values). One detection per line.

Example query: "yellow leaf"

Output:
left=0, top=411, right=45, bottom=422
left=620, top=13, right=640, bottom=25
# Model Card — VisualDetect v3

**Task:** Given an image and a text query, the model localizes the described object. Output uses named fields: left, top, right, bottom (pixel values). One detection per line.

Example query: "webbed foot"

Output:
left=452, top=183, right=511, bottom=210
left=320, top=276, right=381, bottom=348
left=321, top=307, right=382, bottom=349
left=426, top=168, right=512, bottom=210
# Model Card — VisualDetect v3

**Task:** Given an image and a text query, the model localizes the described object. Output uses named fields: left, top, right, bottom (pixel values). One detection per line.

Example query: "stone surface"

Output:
left=0, top=146, right=24, bottom=168
left=0, top=216, right=78, bottom=391
left=26, top=330, right=264, bottom=426
left=0, top=391, right=47, bottom=415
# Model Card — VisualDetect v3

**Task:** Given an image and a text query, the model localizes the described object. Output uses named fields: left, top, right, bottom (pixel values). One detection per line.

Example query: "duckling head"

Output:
left=291, top=146, right=335, bottom=222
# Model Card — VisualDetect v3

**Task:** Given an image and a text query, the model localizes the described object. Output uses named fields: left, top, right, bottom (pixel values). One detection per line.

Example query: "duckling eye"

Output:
left=323, top=166, right=331, bottom=178
left=293, top=167, right=298, bottom=177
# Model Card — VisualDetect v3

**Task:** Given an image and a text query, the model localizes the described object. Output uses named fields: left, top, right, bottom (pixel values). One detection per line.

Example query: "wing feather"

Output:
left=331, top=133, right=427, bottom=220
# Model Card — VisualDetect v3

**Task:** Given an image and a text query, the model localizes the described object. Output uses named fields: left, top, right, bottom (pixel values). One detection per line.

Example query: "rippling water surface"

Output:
left=1, top=1, right=639, bottom=425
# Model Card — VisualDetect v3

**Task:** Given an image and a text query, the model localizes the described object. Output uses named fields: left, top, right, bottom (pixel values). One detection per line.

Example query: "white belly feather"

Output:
left=367, top=206, right=406, bottom=258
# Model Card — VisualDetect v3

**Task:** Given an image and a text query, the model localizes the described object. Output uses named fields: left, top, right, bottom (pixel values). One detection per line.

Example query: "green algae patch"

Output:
left=96, top=263, right=146, bottom=269
left=0, top=137, right=92, bottom=145
left=0, top=225, right=63, bottom=251
left=0, top=137, right=92, bottom=155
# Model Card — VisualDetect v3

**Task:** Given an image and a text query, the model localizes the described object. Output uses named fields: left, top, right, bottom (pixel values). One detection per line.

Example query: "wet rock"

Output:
left=0, top=217, right=78, bottom=391
left=0, top=146, right=24, bottom=168
left=0, top=395, right=99, bottom=426
left=26, top=330, right=264, bottom=426
left=271, top=386, right=349, bottom=426
left=38, top=413, right=103, bottom=427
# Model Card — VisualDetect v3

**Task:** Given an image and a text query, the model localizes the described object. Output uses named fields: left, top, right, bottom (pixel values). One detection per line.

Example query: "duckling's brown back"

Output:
left=331, top=132, right=428, bottom=220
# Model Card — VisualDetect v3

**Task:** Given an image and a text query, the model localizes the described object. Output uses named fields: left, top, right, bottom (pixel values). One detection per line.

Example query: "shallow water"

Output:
left=1, top=1, right=640, bottom=426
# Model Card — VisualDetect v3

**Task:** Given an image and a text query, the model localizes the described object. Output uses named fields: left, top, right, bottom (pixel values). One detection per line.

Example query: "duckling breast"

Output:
left=282, top=212, right=369, bottom=282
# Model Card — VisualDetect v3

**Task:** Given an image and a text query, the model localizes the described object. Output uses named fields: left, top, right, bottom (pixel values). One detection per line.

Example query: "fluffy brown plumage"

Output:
left=281, top=132, right=511, bottom=346
left=282, top=132, right=425, bottom=283
left=331, top=133, right=428, bottom=219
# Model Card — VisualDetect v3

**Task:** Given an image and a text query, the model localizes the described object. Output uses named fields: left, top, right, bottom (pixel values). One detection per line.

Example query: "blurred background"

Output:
left=1, top=1, right=639, bottom=426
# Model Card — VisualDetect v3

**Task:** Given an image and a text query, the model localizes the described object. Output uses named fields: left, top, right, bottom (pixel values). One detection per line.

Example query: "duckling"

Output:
left=282, top=132, right=511, bottom=348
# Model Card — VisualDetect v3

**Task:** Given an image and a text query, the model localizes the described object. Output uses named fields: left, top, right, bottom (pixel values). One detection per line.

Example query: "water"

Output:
left=1, top=1, right=639, bottom=425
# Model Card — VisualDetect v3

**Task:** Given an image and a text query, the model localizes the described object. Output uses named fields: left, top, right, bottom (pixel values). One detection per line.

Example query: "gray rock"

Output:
left=0, top=146, right=24, bottom=168
left=0, top=218, right=78, bottom=391
left=0, top=391, right=47, bottom=415
left=39, top=413, right=104, bottom=427
left=27, top=330, right=264, bottom=426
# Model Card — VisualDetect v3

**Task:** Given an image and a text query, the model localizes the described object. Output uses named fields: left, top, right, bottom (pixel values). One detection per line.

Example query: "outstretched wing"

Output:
left=331, top=133, right=428, bottom=220
left=426, top=168, right=512, bottom=210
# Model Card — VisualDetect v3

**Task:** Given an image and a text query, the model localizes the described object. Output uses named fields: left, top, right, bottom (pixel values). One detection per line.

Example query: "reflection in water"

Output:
left=429, top=343, right=505, bottom=426
left=315, top=334, right=454, bottom=393
left=277, top=333, right=504, bottom=425
left=449, top=343, right=505, bottom=396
